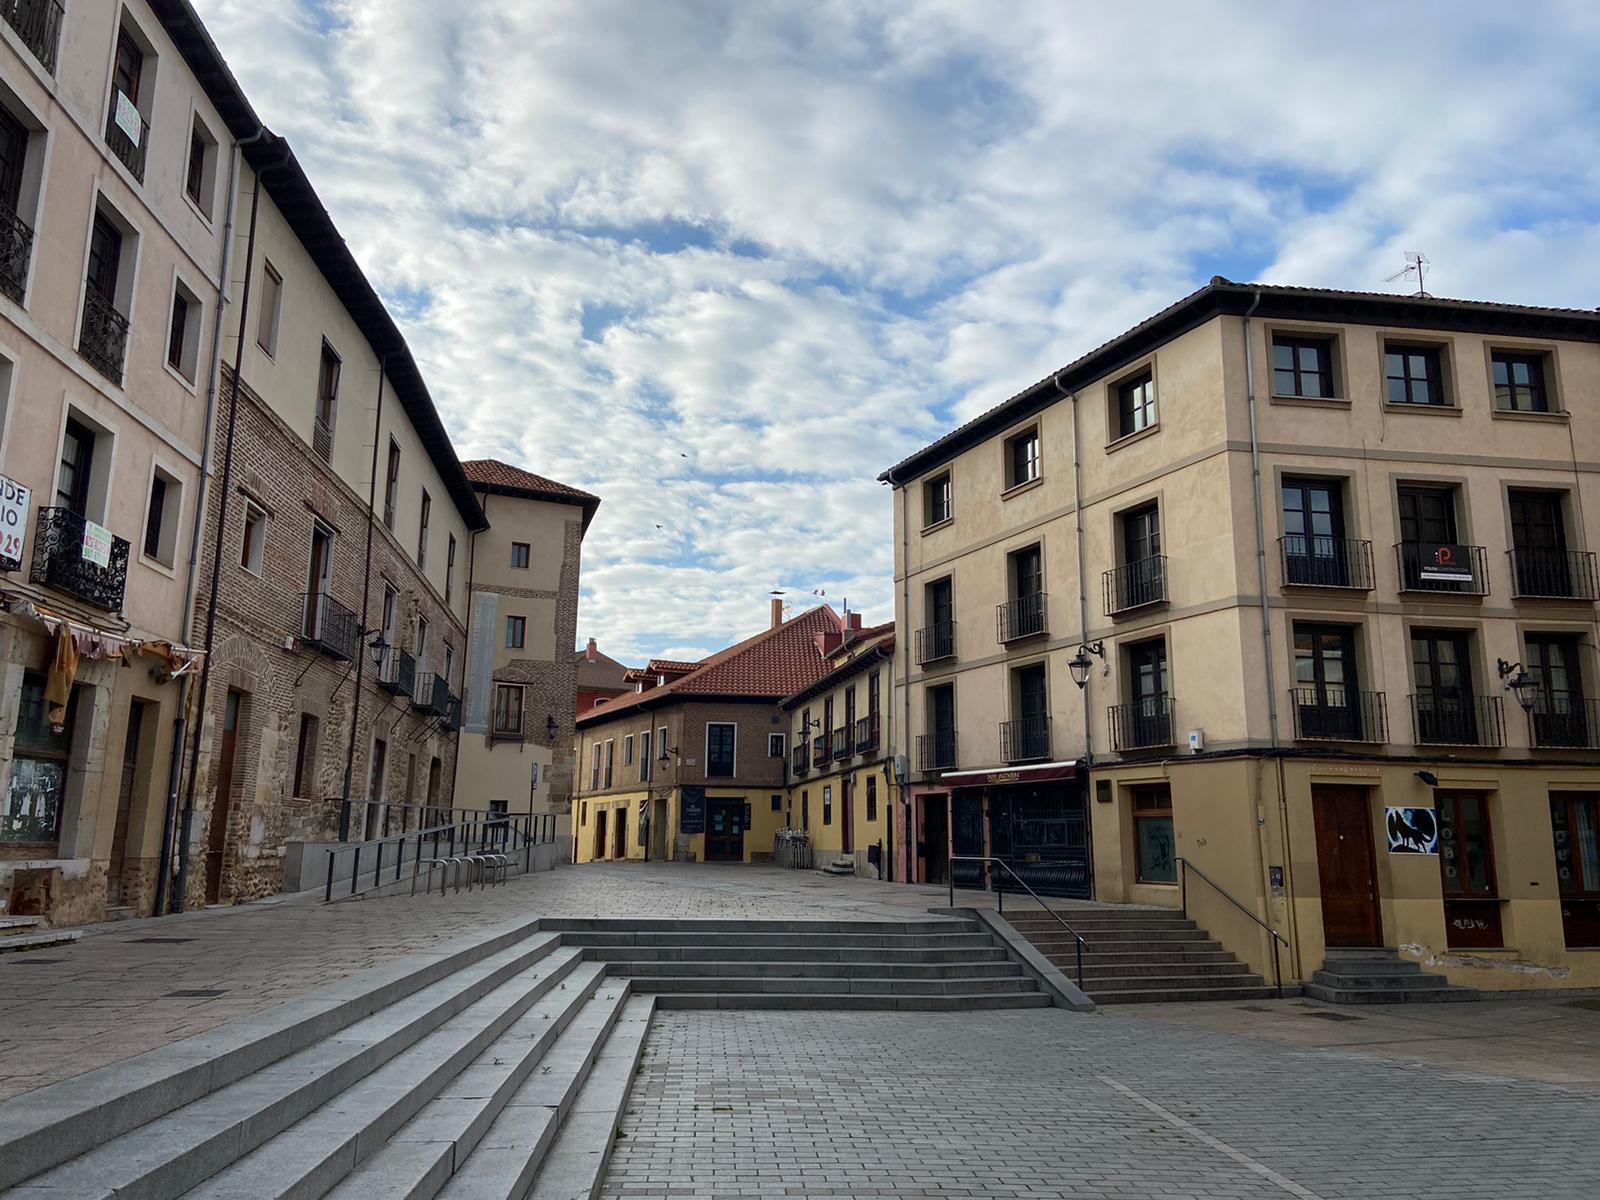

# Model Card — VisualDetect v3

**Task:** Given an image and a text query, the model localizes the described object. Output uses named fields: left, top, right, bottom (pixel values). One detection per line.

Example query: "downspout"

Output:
left=897, top=479, right=913, bottom=884
left=1056, top=372, right=1095, bottom=897
left=449, top=490, right=479, bottom=810
left=155, top=128, right=259, bottom=915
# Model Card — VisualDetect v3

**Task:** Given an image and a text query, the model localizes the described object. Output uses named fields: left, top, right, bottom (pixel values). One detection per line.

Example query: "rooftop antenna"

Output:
left=1385, top=251, right=1431, bottom=298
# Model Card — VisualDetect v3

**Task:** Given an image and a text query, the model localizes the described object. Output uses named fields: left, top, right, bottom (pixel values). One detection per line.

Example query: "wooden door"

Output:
left=921, top=795, right=948, bottom=885
left=205, top=691, right=241, bottom=905
left=840, top=778, right=853, bottom=855
left=593, top=809, right=607, bottom=861
left=704, top=798, right=745, bottom=862
left=107, top=701, right=147, bottom=905
left=614, top=807, right=627, bottom=859
left=1312, top=786, right=1381, bottom=947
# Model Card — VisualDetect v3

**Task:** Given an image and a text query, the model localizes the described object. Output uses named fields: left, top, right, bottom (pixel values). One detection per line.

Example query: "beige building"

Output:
left=882, top=278, right=1600, bottom=994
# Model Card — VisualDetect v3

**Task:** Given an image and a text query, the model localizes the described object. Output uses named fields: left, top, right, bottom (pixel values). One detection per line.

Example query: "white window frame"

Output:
left=767, top=732, right=785, bottom=757
left=658, top=725, right=669, bottom=759
left=705, top=721, right=737, bottom=778
left=239, top=498, right=266, bottom=574
left=623, top=734, right=634, bottom=765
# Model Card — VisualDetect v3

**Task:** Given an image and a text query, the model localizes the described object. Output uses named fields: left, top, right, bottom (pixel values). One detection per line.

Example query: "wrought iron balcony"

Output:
left=1409, top=693, right=1504, bottom=747
left=1000, top=716, right=1051, bottom=763
left=1288, top=688, right=1388, bottom=743
left=1530, top=696, right=1600, bottom=750
left=411, top=670, right=445, bottom=714
left=854, top=713, right=880, bottom=753
left=1104, top=555, right=1167, bottom=616
left=300, top=591, right=359, bottom=661
left=312, top=415, right=334, bottom=463
left=1108, top=695, right=1174, bottom=752
left=1508, top=548, right=1599, bottom=601
left=79, top=286, right=130, bottom=385
left=792, top=742, right=810, bottom=775
left=29, top=506, right=129, bottom=611
left=103, top=92, right=148, bottom=182
left=830, top=726, right=850, bottom=761
left=1279, top=536, right=1375, bottom=590
left=997, top=592, right=1047, bottom=642
left=0, top=196, right=32, bottom=304
left=1395, top=543, right=1489, bottom=596
left=3, top=0, right=64, bottom=73
left=376, top=646, right=414, bottom=696
left=916, top=730, right=957, bottom=773
left=914, top=620, right=956, bottom=664
left=442, top=687, right=462, bottom=731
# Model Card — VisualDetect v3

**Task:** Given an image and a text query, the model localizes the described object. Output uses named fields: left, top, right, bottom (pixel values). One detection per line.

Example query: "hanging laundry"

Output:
left=44, top=622, right=78, bottom=731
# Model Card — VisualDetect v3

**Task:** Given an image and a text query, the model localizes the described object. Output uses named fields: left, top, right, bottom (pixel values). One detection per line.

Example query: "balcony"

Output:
left=376, top=646, right=415, bottom=696
left=1288, top=688, right=1388, bottom=743
left=1395, top=543, right=1489, bottom=596
left=812, top=734, right=827, bottom=767
left=854, top=713, right=880, bottom=753
left=3, top=0, right=65, bottom=73
left=300, top=591, right=359, bottom=661
left=792, top=742, right=810, bottom=776
left=79, top=286, right=130, bottom=385
left=1108, top=695, right=1174, bottom=752
left=0, top=196, right=33, bottom=304
left=1279, top=536, right=1374, bottom=590
left=916, top=730, right=957, bottom=773
left=996, top=592, right=1047, bottom=642
left=104, top=92, right=148, bottom=183
left=1530, top=697, right=1600, bottom=750
left=29, top=506, right=129, bottom=611
left=411, top=671, right=446, bottom=715
left=442, top=689, right=462, bottom=732
left=1508, top=548, right=1599, bottom=601
left=313, top=415, right=334, bottom=463
left=1409, top=693, right=1504, bottom=747
left=1103, top=555, right=1166, bottom=616
left=1000, top=716, right=1051, bottom=763
left=914, top=620, right=956, bottom=665
left=830, top=726, right=850, bottom=761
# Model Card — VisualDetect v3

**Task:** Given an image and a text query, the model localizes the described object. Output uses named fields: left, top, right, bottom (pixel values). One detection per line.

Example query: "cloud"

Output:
left=192, top=0, right=1600, bottom=662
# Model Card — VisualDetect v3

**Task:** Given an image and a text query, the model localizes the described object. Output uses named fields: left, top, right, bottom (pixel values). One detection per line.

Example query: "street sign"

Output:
left=0, top=474, right=29, bottom=572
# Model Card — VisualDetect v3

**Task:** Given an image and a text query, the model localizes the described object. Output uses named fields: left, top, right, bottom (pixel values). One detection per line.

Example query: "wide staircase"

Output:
left=1003, top=905, right=1281, bottom=1004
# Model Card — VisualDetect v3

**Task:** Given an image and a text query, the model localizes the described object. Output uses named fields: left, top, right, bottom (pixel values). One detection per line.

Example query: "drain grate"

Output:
left=1302, top=1011, right=1361, bottom=1021
left=129, top=937, right=196, bottom=945
left=166, top=988, right=227, bottom=998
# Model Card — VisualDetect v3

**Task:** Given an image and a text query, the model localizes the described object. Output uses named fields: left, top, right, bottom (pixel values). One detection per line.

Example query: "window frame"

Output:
left=511, top=541, right=531, bottom=569
left=767, top=732, right=785, bottom=757
left=1003, top=426, right=1040, bottom=491
left=1271, top=334, right=1335, bottom=399
left=705, top=721, right=737, bottom=778
left=1113, top=368, right=1157, bottom=441
left=505, top=614, right=526, bottom=649
left=922, top=471, right=952, bottom=529
left=140, top=464, right=181, bottom=567
left=239, top=499, right=266, bottom=574
left=1490, top=350, right=1549, bottom=414
left=1384, top=342, right=1448, bottom=408
left=1132, top=784, right=1176, bottom=884
left=445, top=534, right=456, bottom=604
left=417, top=488, right=431, bottom=569
left=256, top=260, right=282, bottom=356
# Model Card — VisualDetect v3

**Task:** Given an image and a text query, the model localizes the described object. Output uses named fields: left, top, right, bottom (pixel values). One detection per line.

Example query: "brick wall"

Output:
left=573, top=698, right=785, bottom=798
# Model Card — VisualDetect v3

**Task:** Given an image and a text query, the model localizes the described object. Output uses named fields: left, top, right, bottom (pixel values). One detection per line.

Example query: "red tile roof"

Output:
left=462, top=458, right=601, bottom=518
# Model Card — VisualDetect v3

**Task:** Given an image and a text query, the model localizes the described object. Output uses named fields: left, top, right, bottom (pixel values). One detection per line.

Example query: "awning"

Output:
left=940, top=760, right=1081, bottom=786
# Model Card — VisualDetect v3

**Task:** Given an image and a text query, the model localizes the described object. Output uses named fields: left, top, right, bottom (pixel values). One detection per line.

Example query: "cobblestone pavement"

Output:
left=603, top=1008, right=1600, bottom=1200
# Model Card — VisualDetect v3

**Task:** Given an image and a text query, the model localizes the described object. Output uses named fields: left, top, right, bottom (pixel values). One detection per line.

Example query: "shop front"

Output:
left=940, top=761, right=1091, bottom=899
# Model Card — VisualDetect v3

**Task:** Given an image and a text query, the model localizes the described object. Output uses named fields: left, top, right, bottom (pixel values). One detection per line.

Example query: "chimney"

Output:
left=770, top=598, right=784, bottom=629
left=846, top=612, right=863, bottom=633
left=585, top=637, right=597, bottom=662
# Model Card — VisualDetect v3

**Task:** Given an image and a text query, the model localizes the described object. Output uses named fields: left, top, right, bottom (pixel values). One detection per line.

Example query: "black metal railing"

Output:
left=79, top=286, right=130, bottom=384
left=1395, top=542, right=1489, bottom=596
left=855, top=713, right=880, bottom=753
left=490, top=708, right=524, bottom=740
left=104, top=93, right=148, bottom=182
left=300, top=591, right=359, bottom=660
left=812, top=734, right=827, bottom=766
left=792, top=742, right=810, bottom=775
left=1279, top=536, right=1374, bottom=590
left=313, top=415, right=334, bottom=462
left=382, top=499, right=395, bottom=530
left=1180, top=857, right=1288, bottom=999
left=1000, top=716, right=1051, bottom=763
left=1288, top=688, right=1388, bottom=743
left=916, top=730, right=957, bottom=772
left=376, top=646, right=415, bottom=696
left=1104, top=555, right=1166, bottom=615
left=831, top=726, right=850, bottom=761
left=0, top=197, right=32, bottom=304
left=443, top=691, right=462, bottom=732
left=1108, top=695, right=1174, bottom=751
left=1409, top=693, right=1504, bottom=747
left=947, top=855, right=1088, bottom=991
left=1508, top=548, right=1599, bottom=601
left=996, top=592, right=1047, bottom=642
left=914, top=620, right=956, bottom=664
left=1529, top=696, right=1600, bottom=750
left=29, top=506, right=129, bottom=611
left=4, top=0, right=64, bottom=73
left=410, top=671, right=448, bottom=715
left=324, top=809, right=561, bottom=903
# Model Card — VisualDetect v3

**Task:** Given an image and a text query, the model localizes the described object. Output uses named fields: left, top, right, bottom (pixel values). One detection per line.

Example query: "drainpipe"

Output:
left=338, top=357, right=386, bottom=840
left=897, top=479, right=913, bottom=884
left=154, top=128, right=261, bottom=915
left=448, top=492, right=479, bottom=811
left=1053, top=374, right=1092, bottom=764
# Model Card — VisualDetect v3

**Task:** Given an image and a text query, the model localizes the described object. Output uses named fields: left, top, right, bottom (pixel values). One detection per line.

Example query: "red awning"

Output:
left=939, top=760, right=1081, bottom=787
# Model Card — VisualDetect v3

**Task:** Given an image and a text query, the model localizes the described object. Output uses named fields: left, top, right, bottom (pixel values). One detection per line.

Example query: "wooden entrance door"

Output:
left=205, top=691, right=241, bottom=905
left=1312, top=785, right=1380, bottom=947
left=841, top=778, right=854, bottom=854
left=921, top=795, right=949, bottom=885
left=705, top=797, right=745, bottom=862
left=593, top=809, right=607, bottom=860
left=614, top=806, right=627, bottom=859
left=108, top=701, right=147, bottom=905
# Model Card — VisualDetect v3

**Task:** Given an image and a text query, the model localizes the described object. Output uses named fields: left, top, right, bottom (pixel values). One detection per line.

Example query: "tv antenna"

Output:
left=1385, top=251, right=1430, bottom=298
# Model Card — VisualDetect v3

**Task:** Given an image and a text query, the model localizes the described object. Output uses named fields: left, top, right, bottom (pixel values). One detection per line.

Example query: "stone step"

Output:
left=1312, top=969, right=1450, bottom=990
left=18, top=940, right=579, bottom=1199
left=654, top=991, right=1051, bottom=1011
left=601, top=959, right=1021, bottom=980
left=1303, top=983, right=1479, bottom=1005
left=1032, top=936, right=1224, bottom=954
left=540, top=917, right=971, bottom=936
left=1002, top=912, right=1193, bottom=928
left=1089, top=983, right=1283, bottom=1004
left=1081, top=971, right=1269, bottom=993
left=559, top=930, right=996, bottom=949
left=630, top=975, right=1034, bottom=996
left=0, top=928, right=81, bottom=953
left=576, top=945, right=1010, bottom=965
left=0, top=915, right=44, bottom=931
left=1048, top=949, right=1239, bottom=967
left=1073, top=960, right=1255, bottom=980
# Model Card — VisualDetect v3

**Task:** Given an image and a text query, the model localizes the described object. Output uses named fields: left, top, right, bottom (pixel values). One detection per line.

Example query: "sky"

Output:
left=190, top=0, right=1600, bottom=664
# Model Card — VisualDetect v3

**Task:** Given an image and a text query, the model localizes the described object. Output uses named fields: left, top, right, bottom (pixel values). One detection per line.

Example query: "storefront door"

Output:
left=921, top=795, right=948, bottom=885
left=1312, top=785, right=1381, bottom=947
left=705, top=797, right=745, bottom=862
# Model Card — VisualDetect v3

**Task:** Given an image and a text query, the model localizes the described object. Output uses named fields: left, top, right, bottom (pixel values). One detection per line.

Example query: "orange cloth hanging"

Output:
left=44, top=622, right=79, bottom=729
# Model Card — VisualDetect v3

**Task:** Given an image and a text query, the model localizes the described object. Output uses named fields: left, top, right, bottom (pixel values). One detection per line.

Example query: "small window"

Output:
left=166, top=280, right=201, bottom=381
left=767, top=732, right=785, bottom=757
left=511, top=541, right=530, bottom=568
left=1133, top=784, right=1175, bottom=883
left=706, top=722, right=736, bottom=778
left=822, top=784, right=833, bottom=825
left=184, top=117, right=218, bottom=216
left=505, top=615, right=526, bottom=649
left=603, top=739, right=614, bottom=788
left=1385, top=344, right=1445, bottom=407
left=293, top=713, right=319, bottom=798
left=623, top=734, right=634, bottom=765
left=417, top=489, right=430, bottom=568
left=923, top=472, right=952, bottom=528
left=771, top=793, right=782, bottom=812
left=445, top=534, right=456, bottom=604
left=1115, top=370, right=1156, bottom=439
left=590, top=742, right=601, bottom=790
left=658, top=725, right=669, bottom=758
left=315, top=343, right=341, bottom=460
left=142, top=467, right=180, bottom=565
left=493, top=685, right=523, bottom=737
left=1005, top=427, right=1040, bottom=490
left=240, top=500, right=266, bottom=573
left=383, top=439, right=400, bottom=529
left=257, top=261, right=282, bottom=355
left=866, top=775, right=878, bottom=821
left=1272, top=335, right=1334, bottom=398
left=1491, top=352, right=1548, bottom=413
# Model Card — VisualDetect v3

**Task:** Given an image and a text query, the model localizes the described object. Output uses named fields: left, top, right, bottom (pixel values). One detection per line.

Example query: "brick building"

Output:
left=574, top=638, right=633, bottom=714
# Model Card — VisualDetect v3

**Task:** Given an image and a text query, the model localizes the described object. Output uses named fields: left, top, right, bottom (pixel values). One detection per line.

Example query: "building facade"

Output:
left=881, top=278, right=1600, bottom=994
left=574, top=637, right=633, bottom=714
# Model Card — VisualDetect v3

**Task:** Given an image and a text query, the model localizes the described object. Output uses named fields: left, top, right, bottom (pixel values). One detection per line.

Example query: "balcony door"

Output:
left=56, top=418, right=95, bottom=516
left=304, top=524, right=333, bottom=639
left=1510, top=490, right=1569, bottom=596
left=1527, top=634, right=1586, bottom=748
left=1012, top=662, right=1048, bottom=760
left=929, top=684, right=955, bottom=768
left=1398, top=485, right=1462, bottom=590
left=1127, top=639, right=1170, bottom=746
left=87, top=214, right=121, bottom=304
left=1282, top=478, right=1349, bottom=586
left=0, top=106, right=26, bottom=215
left=1411, top=629, right=1475, bottom=743
left=1293, top=624, right=1360, bottom=739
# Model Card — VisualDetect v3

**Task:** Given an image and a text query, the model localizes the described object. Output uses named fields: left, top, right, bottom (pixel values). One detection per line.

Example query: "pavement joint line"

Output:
left=1096, top=1074, right=1327, bottom=1200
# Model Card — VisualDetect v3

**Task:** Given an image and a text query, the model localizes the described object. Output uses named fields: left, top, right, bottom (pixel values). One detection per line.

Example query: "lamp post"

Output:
left=1496, top=658, right=1539, bottom=715
left=1068, top=641, right=1105, bottom=690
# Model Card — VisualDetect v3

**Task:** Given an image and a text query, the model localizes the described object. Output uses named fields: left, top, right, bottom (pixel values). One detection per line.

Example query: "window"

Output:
left=706, top=722, right=736, bottom=777
left=590, top=742, right=601, bottom=790
left=443, top=645, right=454, bottom=687
left=1005, top=427, right=1040, bottom=489
left=493, top=685, right=524, bottom=737
left=505, top=615, right=526, bottom=649
left=801, top=789, right=810, bottom=832
left=1492, top=352, right=1548, bottom=413
left=1437, top=791, right=1501, bottom=947
left=1119, top=639, right=1172, bottom=749
left=184, top=118, right=217, bottom=216
left=1385, top=344, right=1445, bottom=406
left=165, top=279, right=201, bottom=382
left=105, top=27, right=148, bottom=179
left=639, top=730, right=652, bottom=781
left=918, top=577, right=955, bottom=663
left=1133, top=784, right=1175, bottom=883
left=822, top=784, right=833, bottom=825
left=167, top=291, right=188, bottom=371
left=240, top=500, right=266, bottom=573
left=511, top=541, right=530, bottom=569
left=82, top=213, right=129, bottom=381
left=2, top=672, right=75, bottom=844
left=1291, top=623, right=1364, bottom=740
left=1010, top=662, right=1048, bottom=760
left=1115, top=370, right=1156, bottom=439
left=623, top=734, right=634, bottom=765
left=1509, top=490, right=1574, bottom=598
left=0, top=104, right=29, bottom=225
left=415, top=615, right=429, bottom=666
left=1551, top=792, right=1600, bottom=947
left=923, top=472, right=952, bottom=528
left=1281, top=477, right=1354, bottom=586
left=866, top=775, right=877, bottom=821
left=1396, top=485, right=1474, bottom=592
left=142, top=467, right=180, bottom=565
left=315, top=343, right=341, bottom=461
left=1411, top=628, right=1478, bottom=744
left=445, top=534, right=456, bottom=604
left=1272, top=335, right=1334, bottom=398
left=1526, top=634, right=1587, bottom=748
left=603, top=739, right=614, bottom=788
left=56, top=417, right=97, bottom=516
left=293, top=714, right=319, bottom=799
left=925, top=683, right=956, bottom=770
left=87, top=212, right=122, bottom=305
left=658, top=725, right=669, bottom=758
left=257, top=261, right=282, bottom=355
left=383, top=439, right=400, bottom=529
left=768, top=732, right=785, bottom=757
left=1111, top=503, right=1163, bottom=611
left=417, top=489, right=430, bottom=568
left=771, top=793, right=782, bottom=812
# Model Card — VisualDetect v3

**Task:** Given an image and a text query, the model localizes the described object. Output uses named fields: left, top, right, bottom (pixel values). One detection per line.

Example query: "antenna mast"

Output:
left=1385, top=251, right=1431, bottom=298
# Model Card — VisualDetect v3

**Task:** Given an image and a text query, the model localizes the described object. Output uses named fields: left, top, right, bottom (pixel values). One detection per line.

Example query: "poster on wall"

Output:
left=0, top=473, right=29, bottom=572
left=80, top=519, right=113, bottom=568
left=679, top=786, right=705, bottom=835
left=1386, top=807, right=1439, bottom=854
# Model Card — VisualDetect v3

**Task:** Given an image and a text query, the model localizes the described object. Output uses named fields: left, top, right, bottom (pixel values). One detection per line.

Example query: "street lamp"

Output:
left=1496, top=658, right=1539, bottom=714
left=1068, top=641, right=1105, bottom=689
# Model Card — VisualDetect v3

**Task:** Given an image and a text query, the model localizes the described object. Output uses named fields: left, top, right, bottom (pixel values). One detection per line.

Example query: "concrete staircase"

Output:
left=1304, top=949, right=1480, bottom=1004
left=819, top=856, right=856, bottom=877
left=1002, top=906, right=1281, bottom=1004
left=0, top=914, right=81, bottom=953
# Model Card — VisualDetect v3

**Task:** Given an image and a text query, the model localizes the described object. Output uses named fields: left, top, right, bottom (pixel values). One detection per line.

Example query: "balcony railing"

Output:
left=79, top=286, right=130, bottom=385
left=29, top=507, right=129, bottom=611
left=792, top=742, right=810, bottom=775
left=1530, top=696, right=1600, bottom=750
left=1395, top=543, right=1489, bottom=596
left=854, top=713, right=880, bottom=753
left=313, top=415, right=334, bottom=463
left=1288, top=688, right=1388, bottom=743
left=1104, top=555, right=1167, bottom=615
left=376, top=646, right=415, bottom=696
left=1508, top=548, right=1599, bottom=601
left=412, top=671, right=445, bottom=715
left=104, top=92, right=148, bottom=182
left=914, top=620, right=956, bottom=664
left=441, top=684, right=462, bottom=731
left=1000, top=716, right=1051, bottom=763
left=916, top=730, right=957, bottom=773
left=831, top=726, right=850, bottom=761
left=300, top=591, right=360, bottom=661
left=4, top=0, right=65, bottom=73
left=996, top=591, right=1047, bottom=642
left=0, top=196, right=33, bottom=304
left=1279, top=536, right=1375, bottom=590
left=382, top=500, right=395, bottom=530
left=1409, top=693, right=1504, bottom=747
left=1108, top=695, right=1174, bottom=752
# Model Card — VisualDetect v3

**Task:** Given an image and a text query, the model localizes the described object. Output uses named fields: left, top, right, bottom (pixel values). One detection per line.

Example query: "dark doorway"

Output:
left=205, top=691, right=242, bottom=905
left=1312, top=785, right=1381, bottom=947
left=1436, top=791, right=1501, bottom=948
left=986, top=781, right=1091, bottom=898
left=921, top=794, right=949, bottom=885
left=705, top=797, right=744, bottom=862
left=614, top=805, right=628, bottom=860
left=840, top=777, right=853, bottom=854
left=593, top=809, right=608, bottom=861
left=108, top=700, right=147, bottom=906
left=1282, top=477, right=1350, bottom=585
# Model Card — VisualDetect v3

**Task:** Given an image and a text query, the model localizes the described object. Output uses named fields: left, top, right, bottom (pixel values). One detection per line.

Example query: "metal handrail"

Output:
left=324, top=810, right=559, bottom=901
left=1178, top=856, right=1287, bottom=998
left=948, top=855, right=1087, bottom=990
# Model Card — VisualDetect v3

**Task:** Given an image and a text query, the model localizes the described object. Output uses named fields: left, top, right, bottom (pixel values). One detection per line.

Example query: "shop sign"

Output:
left=638, top=798, right=648, bottom=845
left=0, top=474, right=29, bottom=572
left=529, top=760, right=539, bottom=788
left=114, top=91, right=143, bottom=145
left=1417, top=544, right=1473, bottom=584
left=80, top=519, right=113, bottom=568
left=1386, top=806, right=1439, bottom=854
left=679, top=786, right=705, bottom=835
